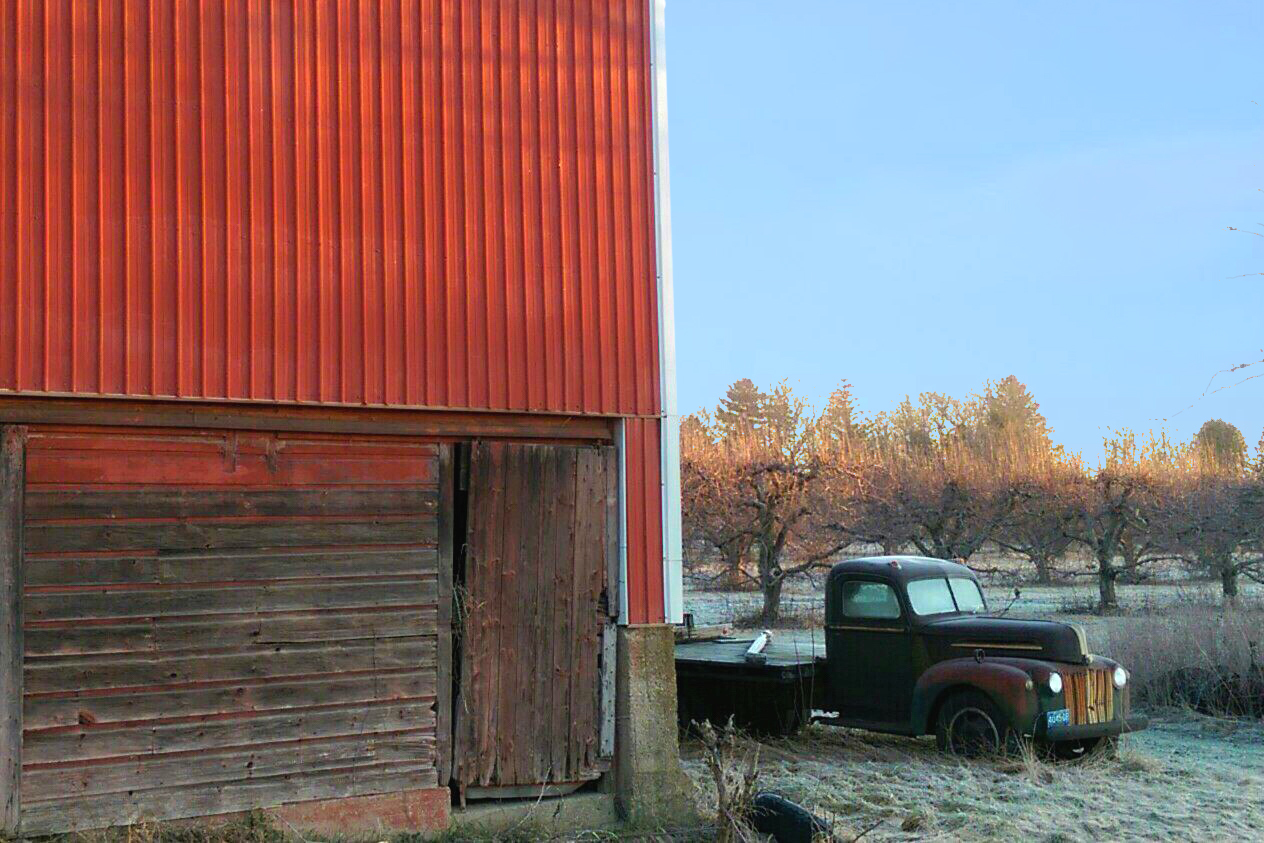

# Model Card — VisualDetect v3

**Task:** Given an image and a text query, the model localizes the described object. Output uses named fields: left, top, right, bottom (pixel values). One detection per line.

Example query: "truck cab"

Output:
left=823, top=557, right=1147, bottom=757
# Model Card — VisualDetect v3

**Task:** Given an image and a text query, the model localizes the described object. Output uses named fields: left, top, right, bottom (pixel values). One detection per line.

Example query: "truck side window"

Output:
left=840, top=581, right=902, bottom=620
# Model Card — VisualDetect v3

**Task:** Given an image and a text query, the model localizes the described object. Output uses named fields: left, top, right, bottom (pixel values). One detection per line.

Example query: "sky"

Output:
left=665, top=0, right=1263, bottom=459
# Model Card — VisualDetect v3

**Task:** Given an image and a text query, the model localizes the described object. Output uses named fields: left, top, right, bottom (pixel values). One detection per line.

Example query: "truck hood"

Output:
left=920, top=615, right=1089, bottom=664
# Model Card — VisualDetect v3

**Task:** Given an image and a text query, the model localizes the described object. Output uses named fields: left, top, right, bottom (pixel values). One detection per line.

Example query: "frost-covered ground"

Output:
left=681, top=714, right=1264, bottom=842
left=681, top=577, right=1264, bottom=841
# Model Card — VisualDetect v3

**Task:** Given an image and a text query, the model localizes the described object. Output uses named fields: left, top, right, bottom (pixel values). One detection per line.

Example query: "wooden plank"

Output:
left=25, top=608, right=440, bottom=657
left=25, top=488, right=438, bottom=521
left=24, top=671, right=436, bottom=730
left=533, top=446, right=559, bottom=783
left=24, top=638, right=437, bottom=694
left=673, top=636, right=824, bottom=668
left=24, top=547, right=439, bottom=588
left=475, top=442, right=506, bottom=786
left=25, top=578, right=438, bottom=622
left=599, top=622, right=616, bottom=759
left=23, top=699, right=436, bottom=764
left=22, top=732, right=438, bottom=800
left=0, top=426, right=25, bottom=834
left=599, top=446, right=618, bottom=760
left=603, top=445, right=619, bottom=620
left=493, top=443, right=526, bottom=785
left=548, top=447, right=577, bottom=782
left=0, top=396, right=615, bottom=443
left=515, top=445, right=544, bottom=783
left=451, top=447, right=476, bottom=787
left=585, top=449, right=607, bottom=770
left=451, top=446, right=473, bottom=786
left=24, top=516, right=439, bottom=554
left=19, top=762, right=435, bottom=835
left=571, top=448, right=603, bottom=776
left=435, top=445, right=454, bottom=786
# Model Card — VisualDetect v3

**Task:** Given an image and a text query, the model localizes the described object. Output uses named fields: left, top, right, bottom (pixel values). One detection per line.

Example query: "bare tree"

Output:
left=1064, top=431, right=1177, bottom=610
left=1152, top=457, right=1260, bottom=602
left=1066, top=470, right=1151, bottom=610
left=681, top=382, right=858, bottom=623
left=996, top=473, right=1079, bottom=584
left=682, top=414, right=755, bottom=588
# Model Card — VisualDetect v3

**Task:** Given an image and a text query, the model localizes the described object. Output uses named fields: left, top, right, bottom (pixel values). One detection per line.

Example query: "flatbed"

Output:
left=675, top=633, right=826, bottom=735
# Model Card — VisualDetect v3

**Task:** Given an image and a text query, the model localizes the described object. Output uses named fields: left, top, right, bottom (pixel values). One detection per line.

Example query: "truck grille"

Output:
left=1066, top=668, right=1114, bottom=724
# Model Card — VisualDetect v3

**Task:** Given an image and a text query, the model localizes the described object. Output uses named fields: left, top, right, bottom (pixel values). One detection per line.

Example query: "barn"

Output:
left=0, top=0, right=686, bottom=835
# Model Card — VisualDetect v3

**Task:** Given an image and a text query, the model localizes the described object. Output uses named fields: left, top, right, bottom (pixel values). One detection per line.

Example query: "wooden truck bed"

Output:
left=675, top=633, right=827, bottom=735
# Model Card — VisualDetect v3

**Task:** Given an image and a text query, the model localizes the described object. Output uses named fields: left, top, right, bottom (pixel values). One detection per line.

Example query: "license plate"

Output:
left=1046, top=708, right=1071, bottom=727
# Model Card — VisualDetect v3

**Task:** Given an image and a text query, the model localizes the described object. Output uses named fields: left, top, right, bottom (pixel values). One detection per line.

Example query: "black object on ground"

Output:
left=749, top=792, right=831, bottom=843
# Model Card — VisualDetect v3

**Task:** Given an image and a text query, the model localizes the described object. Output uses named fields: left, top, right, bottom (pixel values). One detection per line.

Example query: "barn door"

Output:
left=452, top=442, right=617, bottom=793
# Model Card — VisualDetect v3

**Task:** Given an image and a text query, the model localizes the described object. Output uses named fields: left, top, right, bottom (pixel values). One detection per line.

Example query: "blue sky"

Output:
left=666, top=1, right=1263, bottom=458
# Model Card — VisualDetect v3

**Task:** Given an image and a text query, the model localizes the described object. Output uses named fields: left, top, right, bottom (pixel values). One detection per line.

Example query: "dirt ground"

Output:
left=680, top=713, right=1264, bottom=842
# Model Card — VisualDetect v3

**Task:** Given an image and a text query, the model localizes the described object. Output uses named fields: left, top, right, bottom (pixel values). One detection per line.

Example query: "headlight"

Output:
left=1113, top=666, right=1127, bottom=689
left=1048, top=672, right=1063, bottom=694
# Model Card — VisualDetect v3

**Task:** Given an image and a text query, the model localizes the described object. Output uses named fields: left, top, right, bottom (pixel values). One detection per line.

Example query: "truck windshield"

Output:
left=906, top=578, right=957, bottom=616
left=907, top=576, right=988, bottom=616
left=948, top=577, right=987, bottom=613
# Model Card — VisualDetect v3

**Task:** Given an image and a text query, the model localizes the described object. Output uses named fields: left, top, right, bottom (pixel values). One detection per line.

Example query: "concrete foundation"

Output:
left=449, top=792, right=619, bottom=838
left=615, top=624, right=697, bottom=825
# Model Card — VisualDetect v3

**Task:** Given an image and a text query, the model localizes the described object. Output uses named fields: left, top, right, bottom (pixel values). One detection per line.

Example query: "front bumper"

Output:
left=1042, top=714, right=1149, bottom=742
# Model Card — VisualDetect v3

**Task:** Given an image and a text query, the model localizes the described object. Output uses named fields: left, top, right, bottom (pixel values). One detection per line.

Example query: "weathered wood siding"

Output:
left=0, top=426, right=25, bottom=835
left=453, top=442, right=615, bottom=789
left=18, top=427, right=445, bottom=834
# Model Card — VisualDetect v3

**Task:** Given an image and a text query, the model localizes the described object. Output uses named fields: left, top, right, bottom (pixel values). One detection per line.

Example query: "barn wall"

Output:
left=623, top=417, right=663, bottom=625
left=17, top=427, right=447, bottom=834
left=0, top=0, right=660, bottom=417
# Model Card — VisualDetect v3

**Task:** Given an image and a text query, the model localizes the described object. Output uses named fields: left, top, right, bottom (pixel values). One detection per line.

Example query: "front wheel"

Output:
left=935, top=690, right=1015, bottom=757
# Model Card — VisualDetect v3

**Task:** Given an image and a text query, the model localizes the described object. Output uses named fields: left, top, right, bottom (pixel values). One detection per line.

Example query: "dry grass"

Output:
left=49, top=815, right=711, bottom=843
left=1087, top=601, right=1264, bottom=715
left=693, top=721, right=763, bottom=843
left=54, top=814, right=286, bottom=843
left=681, top=716, right=1264, bottom=842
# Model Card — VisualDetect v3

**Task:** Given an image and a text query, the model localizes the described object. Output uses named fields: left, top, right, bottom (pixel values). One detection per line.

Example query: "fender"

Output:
left=910, top=658, right=1039, bottom=735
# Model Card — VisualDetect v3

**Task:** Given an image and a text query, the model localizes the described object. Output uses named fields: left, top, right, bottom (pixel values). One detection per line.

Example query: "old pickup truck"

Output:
left=676, top=556, right=1148, bottom=758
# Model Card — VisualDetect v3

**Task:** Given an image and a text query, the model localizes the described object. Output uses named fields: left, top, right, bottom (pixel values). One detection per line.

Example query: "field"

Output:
left=680, top=575, right=1264, bottom=841
left=680, top=714, right=1264, bottom=842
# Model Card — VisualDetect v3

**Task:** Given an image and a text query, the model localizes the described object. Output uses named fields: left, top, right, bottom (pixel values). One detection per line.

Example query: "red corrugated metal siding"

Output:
left=624, top=417, right=663, bottom=624
left=0, top=0, right=660, bottom=418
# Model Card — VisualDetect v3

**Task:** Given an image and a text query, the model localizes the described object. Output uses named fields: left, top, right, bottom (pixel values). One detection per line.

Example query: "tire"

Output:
left=935, top=690, right=1015, bottom=757
left=1044, top=736, right=1118, bottom=762
left=749, top=792, right=831, bottom=843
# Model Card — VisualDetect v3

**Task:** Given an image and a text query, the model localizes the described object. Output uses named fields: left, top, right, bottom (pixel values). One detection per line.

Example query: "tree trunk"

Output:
left=1033, top=554, right=1055, bottom=585
left=1220, top=565, right=1239, bottom=602
left=722, top=541, right=746, bottom=589
left=1097, top=550, right=1119, bottom=611
left=759, top=576, right=784, bottom=626
left=1098, top=569, right=1117, bottom=611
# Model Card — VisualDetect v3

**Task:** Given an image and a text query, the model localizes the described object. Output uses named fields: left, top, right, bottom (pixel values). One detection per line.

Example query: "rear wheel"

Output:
left=935, top=690, right=1014, bottom=757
